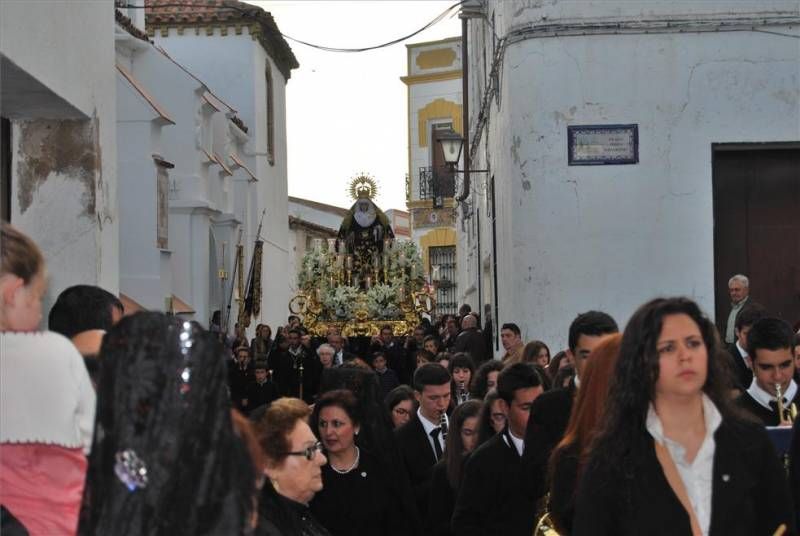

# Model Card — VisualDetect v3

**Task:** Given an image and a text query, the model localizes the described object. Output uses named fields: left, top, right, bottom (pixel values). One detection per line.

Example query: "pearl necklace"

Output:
left=329, top=447, right=360, bottom=474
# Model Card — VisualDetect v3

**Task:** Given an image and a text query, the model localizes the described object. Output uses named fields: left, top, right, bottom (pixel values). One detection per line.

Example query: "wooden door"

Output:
left=713, top=147, right=800, bottom=325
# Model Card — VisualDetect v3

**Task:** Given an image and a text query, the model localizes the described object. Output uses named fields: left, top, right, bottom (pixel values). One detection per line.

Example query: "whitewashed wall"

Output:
left=460, top=0, right=800, bottom=351
left=152, top=27, right=292, bottom=330
left=2, top=1, right=118, bottom=317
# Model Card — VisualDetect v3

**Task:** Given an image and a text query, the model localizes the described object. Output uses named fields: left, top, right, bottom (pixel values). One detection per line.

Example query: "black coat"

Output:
left=310, top=449, right=411, bottom=536
left=257, top=486, right=331, bottom=536
left=572, top=419, right=796, bottom=536
left=725, top=342, right=752, bottom=391
left=244, top=380, right=280, bottom=414
left=735, top=389, right=800, bottom=427
left=395, top=413, right=439, bottom=520
left=269, top=348, right=321, bottom=404
left=427, top=460, right=456, bottom=536
left=453, top=329, right=489, bottom=365
left=523, top=382, right=575, bottom=500
left=452, top=430, right=540, bottom=536
left=227, top=361, right=254, bottom=410
left=548, top=444, right=579, bottom=535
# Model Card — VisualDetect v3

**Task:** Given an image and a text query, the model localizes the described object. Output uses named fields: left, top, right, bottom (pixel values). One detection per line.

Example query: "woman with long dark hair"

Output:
left=80, top=313, right=256, bottom=535
left=546, top=334, right=621, bottom=534
left=573, top=297, right=794, bottom=536
left=427, top=400, right=482, bottom=536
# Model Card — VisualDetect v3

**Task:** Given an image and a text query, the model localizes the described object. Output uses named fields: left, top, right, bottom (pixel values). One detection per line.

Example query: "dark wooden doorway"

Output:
left=713, top=145, right=800, bottom=325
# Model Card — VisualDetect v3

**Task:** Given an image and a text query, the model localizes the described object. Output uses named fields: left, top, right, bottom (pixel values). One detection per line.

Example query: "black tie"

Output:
left=430, top=428, right=443, bottom=460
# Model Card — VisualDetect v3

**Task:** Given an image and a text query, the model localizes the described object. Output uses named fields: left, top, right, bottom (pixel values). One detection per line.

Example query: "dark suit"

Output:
left=244, top=379, right=279, bottom=414
left=395, top=413, right=440, bottom=520
left=453, top=328, right=489, bottom=365
left=269, top=348, right=321, bottom=404
left=572, top=419, right=795, bottom=536
left=726, top=342, right=752, bottom=391
left=452, top=430, right=540, bottom=536
left=736, top=389, right=800, bottom=427
left=524, top=382, right=575, bottom=466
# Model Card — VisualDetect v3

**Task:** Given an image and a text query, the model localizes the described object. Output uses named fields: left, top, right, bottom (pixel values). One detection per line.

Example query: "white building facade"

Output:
left=145, top=1, right=298, bottom=330
left=1, top=1, right=118, bottom=317
left=458, top=1, right=800, bottom=351
left=402, top=37, right=464, bottom=317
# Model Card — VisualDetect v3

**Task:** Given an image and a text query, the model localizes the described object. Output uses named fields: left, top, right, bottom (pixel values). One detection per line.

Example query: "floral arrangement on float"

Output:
left=289, top=174, right=435, bottom=337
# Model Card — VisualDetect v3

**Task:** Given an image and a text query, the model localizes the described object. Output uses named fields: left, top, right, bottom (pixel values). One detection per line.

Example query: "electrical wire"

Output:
left=280, top=1, right=462, bottom=52
left=120, top=1, right=464, bottom=53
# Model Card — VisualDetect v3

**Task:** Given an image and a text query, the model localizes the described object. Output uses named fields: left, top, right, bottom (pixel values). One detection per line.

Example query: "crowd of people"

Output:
left=1, top=220, right=799, bottom=535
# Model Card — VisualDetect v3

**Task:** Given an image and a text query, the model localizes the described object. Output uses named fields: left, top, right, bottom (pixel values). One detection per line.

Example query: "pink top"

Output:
left=0, top=443, right=87, bottom=535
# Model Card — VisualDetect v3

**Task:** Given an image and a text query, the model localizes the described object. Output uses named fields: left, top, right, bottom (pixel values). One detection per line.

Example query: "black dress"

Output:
left=310, top=448, right=411, bottom=536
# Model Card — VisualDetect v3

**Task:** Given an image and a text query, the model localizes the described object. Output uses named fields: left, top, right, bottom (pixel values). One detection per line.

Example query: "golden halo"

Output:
left=347, top=173, right=379, bottom=201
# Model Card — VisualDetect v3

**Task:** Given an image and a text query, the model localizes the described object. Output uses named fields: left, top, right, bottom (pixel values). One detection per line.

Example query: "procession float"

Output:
left=289, top=175, right=435, bottom=338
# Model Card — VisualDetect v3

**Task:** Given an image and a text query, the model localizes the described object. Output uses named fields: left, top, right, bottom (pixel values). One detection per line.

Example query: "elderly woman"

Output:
left=310, top=389, right=408, bottom=536
left=317, top=343, right=336, bottom=369
left=255, top=398, right=331, bottom=536
left=0, top=223, right=95, bottom=535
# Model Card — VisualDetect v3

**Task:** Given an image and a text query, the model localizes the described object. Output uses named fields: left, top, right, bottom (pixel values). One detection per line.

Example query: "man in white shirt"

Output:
left=724, top=274, right=750, bottom=344
left=736, top=317, right=798, bottom=426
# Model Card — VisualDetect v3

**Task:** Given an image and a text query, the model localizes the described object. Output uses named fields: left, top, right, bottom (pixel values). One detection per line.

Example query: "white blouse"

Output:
left=1, top=331, right=96, bottom=454
left=646, top=394, right=722, bottom=536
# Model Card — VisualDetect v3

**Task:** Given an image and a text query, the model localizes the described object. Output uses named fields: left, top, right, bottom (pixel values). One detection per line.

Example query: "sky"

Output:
left=246, top=1, right=462, bottom=211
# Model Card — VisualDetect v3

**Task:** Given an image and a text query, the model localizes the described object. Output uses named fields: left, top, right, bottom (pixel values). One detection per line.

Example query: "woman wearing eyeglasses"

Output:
left=310, top=389, right=407, bottom=536
left=385, top=385, right=417, bottom=429
left=255, top=397, right=331, bottom=536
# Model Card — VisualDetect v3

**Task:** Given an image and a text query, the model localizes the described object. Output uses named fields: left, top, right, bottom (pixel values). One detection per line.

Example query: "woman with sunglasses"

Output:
left=255, top=397, right=331, bottom=536
left=310, top=389, right=407, bottom=536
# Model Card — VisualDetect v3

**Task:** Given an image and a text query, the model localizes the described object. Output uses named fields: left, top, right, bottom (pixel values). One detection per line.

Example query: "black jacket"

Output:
left=257, top=486, right=331, bottom=536
left=453, top=329, right=489, bottom=365
left=427, top=459, right=456, bottom=536
left=395, top=413, right=439, bottom=520
left=726, top=342, right=753, bottom=391
left=523, top=382, right=575, bottom=503
left=572, top=419, right=796, bottom=536
left=548, top=444, right=579, bottom=535
left=244, top=380, right=279, bottom=414
left=452, top=430, right=540, bottom=536
left=269, top=348, right=321, bottom=404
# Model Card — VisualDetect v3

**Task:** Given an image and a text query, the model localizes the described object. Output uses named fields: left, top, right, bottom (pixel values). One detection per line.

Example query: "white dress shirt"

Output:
left=417, top=407, right=447, bottom=459
left=646, top=395, right=721, bottom=536
left=747, top=378, right=798, bottom=411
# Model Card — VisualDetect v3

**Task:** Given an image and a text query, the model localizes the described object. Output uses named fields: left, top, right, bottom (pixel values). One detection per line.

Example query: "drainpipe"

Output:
left=457, top=14, right=470, bottom=203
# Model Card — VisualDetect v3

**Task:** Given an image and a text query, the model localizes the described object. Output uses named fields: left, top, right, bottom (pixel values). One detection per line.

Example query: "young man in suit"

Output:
left=522, top=311, right=618, bottom=503
left=725, top=302, right=767, bottom=391
left=395, top=363, right=451, bottom=520
left=452, top=362, right=544, bottom=535
left=736, top=317, right=798, bottom=426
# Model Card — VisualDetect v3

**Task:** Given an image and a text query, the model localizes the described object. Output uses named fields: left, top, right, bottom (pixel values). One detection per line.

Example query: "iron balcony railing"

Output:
left=419, top=166, right=456, bottom=207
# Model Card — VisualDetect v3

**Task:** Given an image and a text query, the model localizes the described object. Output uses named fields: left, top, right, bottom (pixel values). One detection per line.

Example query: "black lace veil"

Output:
left=80, top=312, right=255, bottom=535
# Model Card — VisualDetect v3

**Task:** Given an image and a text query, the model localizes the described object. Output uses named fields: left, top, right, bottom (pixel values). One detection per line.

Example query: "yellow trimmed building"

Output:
left=401, top=37, right=462, bottom=317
